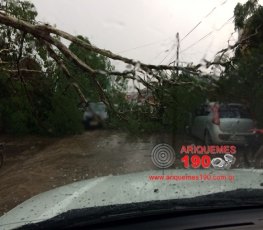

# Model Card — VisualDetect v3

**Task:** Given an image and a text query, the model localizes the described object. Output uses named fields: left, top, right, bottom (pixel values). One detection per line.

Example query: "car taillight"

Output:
left=212, top=103, right=220, bottom=125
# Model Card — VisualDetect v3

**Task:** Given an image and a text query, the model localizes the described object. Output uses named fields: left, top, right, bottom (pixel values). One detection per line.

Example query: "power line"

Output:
left=181, top=21, right=202, bottom=42
left=118, top=0, right=231, bottom=65
left=200, top=36, right=215, bottom=62
left=148, top=33, right=179, bottom=64
left=180, top=0, right=229, bottom=42
left=180, top=16, right=234, bottom=54
left=159, top=41, right=177, bottom=64
left=117, top=37, right=171, bottom=54
left=117, top=0, right=232, bottom=65
left=181, top=31, right=213, bottom=53
left=214, top=16, right=234, bottom=31
left=149, top=48, right=169, bottom=64
left=204, top=7, right=216, bottom=18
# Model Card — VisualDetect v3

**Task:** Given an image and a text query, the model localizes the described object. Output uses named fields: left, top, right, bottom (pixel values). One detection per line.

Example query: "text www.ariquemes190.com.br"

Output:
left=149, top=174, right=235, bottom=182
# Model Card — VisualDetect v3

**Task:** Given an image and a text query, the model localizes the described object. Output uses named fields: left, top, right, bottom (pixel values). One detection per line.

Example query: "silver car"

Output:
left=83, top=102, right=108, bottom=128
left=190, top=102, right=256, bottom=145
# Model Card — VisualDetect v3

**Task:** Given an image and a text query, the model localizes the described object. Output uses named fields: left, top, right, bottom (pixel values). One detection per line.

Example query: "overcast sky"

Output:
left=31, top=0, right=262, bottom=67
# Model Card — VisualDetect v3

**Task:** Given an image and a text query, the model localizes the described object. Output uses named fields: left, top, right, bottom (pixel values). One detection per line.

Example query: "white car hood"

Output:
left=1, top=169, right=263, bottom=229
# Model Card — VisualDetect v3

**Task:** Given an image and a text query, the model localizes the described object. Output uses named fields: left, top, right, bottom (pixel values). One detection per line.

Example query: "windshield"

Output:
left=0, top=0, right=263, bottom=229
left=219, top=105, right=252, bottom=118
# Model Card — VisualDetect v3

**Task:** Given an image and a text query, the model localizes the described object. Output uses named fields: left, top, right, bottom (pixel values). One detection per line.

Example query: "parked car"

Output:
left=83, top=102, right=108, bottom=129
left=190, top=102, right=256, bottom=145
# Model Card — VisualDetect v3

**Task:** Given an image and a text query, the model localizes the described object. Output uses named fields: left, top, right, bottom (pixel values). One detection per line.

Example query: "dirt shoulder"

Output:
left=0, top=131, right=157, bottom=215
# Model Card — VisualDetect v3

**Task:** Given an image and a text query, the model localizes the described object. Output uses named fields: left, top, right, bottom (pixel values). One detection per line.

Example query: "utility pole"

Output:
left=176, top=32, right=180, bottom=76
left=171, top=33, right=180, bottom=150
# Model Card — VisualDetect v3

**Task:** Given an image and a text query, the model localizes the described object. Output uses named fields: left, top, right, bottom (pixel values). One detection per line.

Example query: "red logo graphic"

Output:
left=150, top=144, right=236, bottom=169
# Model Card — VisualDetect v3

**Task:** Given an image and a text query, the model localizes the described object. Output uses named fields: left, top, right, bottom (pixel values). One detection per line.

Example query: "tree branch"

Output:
left=0, top=11, right=199, bottom=75
left=1, top=68, right=42, bottom=73
left=44, top=42, right=88, bottom=104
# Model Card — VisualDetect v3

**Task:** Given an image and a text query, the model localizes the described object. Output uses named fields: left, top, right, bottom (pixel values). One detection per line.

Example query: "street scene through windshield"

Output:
left=0, top=0, right=263, bottom=229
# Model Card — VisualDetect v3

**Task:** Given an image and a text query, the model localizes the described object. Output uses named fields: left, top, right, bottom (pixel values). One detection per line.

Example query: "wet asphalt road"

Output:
left=0, top=130, right=260, bottom=215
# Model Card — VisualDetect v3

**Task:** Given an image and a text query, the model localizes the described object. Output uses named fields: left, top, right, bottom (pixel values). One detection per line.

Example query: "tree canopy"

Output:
left=0, top=0, right=116, bottom=135
left=217, top=0, right=263, bottom=126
